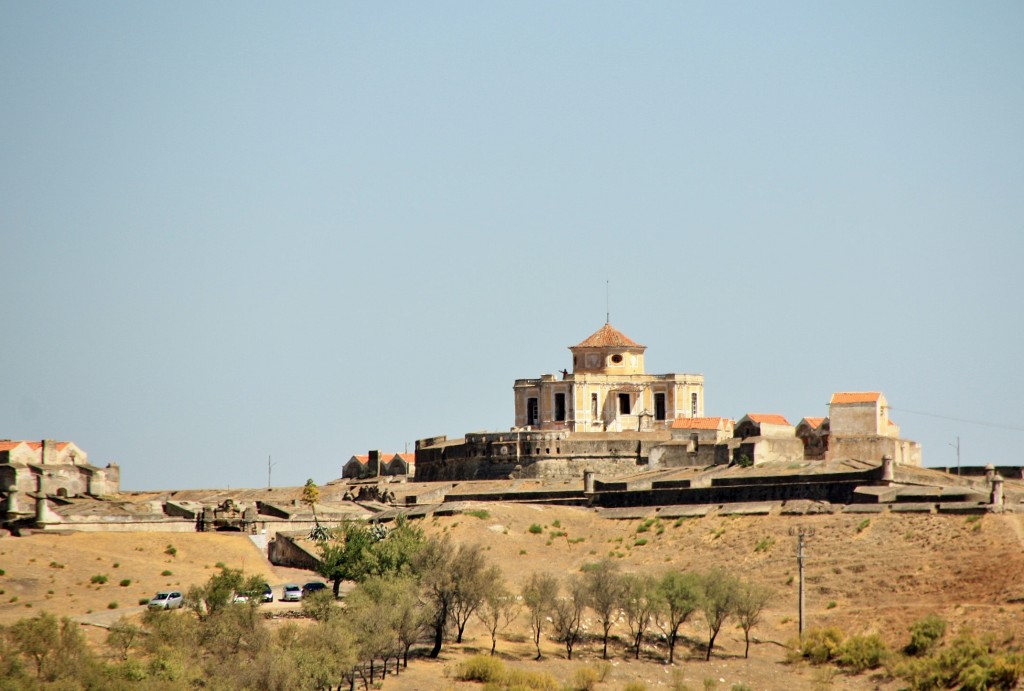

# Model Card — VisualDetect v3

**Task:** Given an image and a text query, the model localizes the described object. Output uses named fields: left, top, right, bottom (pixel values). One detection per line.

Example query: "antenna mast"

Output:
left=605, top=280, right=610, bottom=323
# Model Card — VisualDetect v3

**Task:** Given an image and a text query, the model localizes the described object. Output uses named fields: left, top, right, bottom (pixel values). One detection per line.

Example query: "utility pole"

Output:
left=949, top=436, right=960, bottom=476
left=267, top=455, right=276, bottom=489
left=790, top=526, right=815, bottom=640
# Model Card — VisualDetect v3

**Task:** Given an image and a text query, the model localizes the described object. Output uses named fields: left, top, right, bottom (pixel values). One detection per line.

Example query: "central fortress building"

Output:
left=414, top=323, right=920, bottom=482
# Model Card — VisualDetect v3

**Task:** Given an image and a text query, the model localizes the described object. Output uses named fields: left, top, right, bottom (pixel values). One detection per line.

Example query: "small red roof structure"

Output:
left=745, top=413, right=791, bottom=426
left=571, top=323, right=645, bottom=350
left=830, top=392, right=882, bottom=404
left=800, top=417, right=826, bottom=429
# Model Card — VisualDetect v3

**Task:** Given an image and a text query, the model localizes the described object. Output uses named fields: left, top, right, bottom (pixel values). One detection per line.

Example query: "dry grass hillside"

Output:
left=2, top=504, right=1023, bottom=689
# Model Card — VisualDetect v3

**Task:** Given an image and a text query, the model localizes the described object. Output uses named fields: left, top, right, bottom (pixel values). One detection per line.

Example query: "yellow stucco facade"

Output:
left=513, top=323, right=704, bottom=433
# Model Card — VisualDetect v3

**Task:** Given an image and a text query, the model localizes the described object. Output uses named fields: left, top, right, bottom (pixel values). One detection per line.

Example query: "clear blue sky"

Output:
left=2, top=3, right=1021, bottom=490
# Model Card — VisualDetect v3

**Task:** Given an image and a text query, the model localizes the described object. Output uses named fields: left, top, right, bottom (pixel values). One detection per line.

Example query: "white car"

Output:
left=282, top=584, right=302, bottom=602
left=148, top=591, right=184, bottom=610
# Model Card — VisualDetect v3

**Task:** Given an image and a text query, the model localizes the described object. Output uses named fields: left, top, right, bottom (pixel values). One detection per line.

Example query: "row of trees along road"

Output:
left=523, top=559, right=772, bottom=663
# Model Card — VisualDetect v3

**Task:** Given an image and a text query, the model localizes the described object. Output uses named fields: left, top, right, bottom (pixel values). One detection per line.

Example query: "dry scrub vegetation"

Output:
left=1, top=504, right=1024, bottom=690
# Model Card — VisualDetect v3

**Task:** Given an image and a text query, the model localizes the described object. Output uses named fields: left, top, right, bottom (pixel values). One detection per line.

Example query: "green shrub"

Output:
left=624, top=683, right=649, bottom=691
left=754, top=537, right=775, bottom=553
left=528, top=524, right=543, bottom=534
left=107, top=601, right=119, bottom=609
left=161, top=570, right=173, bottom=576
left=551, top=520, right=561, bottom=528
left=119, top=579, right=131, bottom=587
left=799, top=627, right=845, bottom=664
left=138, top=597, right=150, bottom=605
left=837, top=633, right=890, bottom=672
left=905, top=613, right=947, bottom=656
left=856, top=518, right=871, bottom=533
left=634, top=538, right=648, bottom=546
left=90, top=574, right=108, bottom=584
left=464, top=509, right=490, bottom=520
left=549, top=530, right=566, bottom=539
left=164, top=545, right=177, bottom=557
left=636, top=518, right=655, bottom=533
left=49, top=561, right=65, bottom=569
left=826, top=600, right=837, bottom=609
left=456, top=655, right=505, bottom=683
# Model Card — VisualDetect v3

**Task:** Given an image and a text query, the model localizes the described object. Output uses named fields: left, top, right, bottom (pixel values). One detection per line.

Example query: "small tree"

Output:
left=303, top=478, right=327, bottom=540
left=699, top=569, right=740, bottom=660
left=552, top=574, right=587, bottom=660
left=622, top=573, right=661, bottom=660
left=583, top=559, right=624, bottom=659
left=415, top=536, right=459, bottom=658
left=522, top=572, right=559, bottom=660
left=657, top=569, right=702, bottom=664
left=107, top=617, right=143, bottom=661
left=449, top=547, right=493, bottom=643
left=186, top=566, right=264, bottom=619
left=476, top=581, right=520, bottom=656
left=735, top=579, right=772, bottom=658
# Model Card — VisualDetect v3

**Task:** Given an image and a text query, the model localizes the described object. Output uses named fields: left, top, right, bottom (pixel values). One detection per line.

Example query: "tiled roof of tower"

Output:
left=571, top=323, right=645, bottom=349
left=830, top=392, right=882, bottom=404
left=671, top=417, right=732, bottom=430
left=799, top=417, right=826, bottom=429
left=746, top=414, right=792, bottom=426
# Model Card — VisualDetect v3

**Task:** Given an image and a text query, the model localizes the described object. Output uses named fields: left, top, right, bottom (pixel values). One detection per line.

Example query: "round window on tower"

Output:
left=611, top=354, right=623, bottom=364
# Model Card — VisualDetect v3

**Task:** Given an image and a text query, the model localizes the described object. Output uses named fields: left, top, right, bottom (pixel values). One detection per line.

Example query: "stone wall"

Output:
left=414, top=431, right=670, bottom=481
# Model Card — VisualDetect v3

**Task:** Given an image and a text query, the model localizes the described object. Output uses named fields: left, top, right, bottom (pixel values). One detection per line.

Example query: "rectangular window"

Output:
left=554, top=393, right=566, bottom=422
left=618, top=393, right=631, bottom=415
left=527, top=398, right=538, bottom=426
left=654, top=393, right=666, bottom=421
left=691, top=392, right=698, bottom=417
left=591, top=393, right=598, bottom=418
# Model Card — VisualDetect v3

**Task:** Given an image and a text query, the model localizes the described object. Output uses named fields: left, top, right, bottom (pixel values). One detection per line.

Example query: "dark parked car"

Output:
left=302, top=581, right=328, bottom=597
left=262, top=584, right=274, bottom=603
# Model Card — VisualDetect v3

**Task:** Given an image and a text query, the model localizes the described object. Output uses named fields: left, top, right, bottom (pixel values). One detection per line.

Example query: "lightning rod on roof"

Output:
left=606, top=279, right=610, bottom=324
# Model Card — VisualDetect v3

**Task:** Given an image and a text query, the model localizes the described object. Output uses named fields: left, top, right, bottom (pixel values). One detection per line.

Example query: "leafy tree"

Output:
left=735, top=579, right=772, bottom=658
left=186, top=566, right=264, bottom=619
left=5, top=612, right=95, bottom=683
left=302, top=588, right=340, bottom=621
left=303, top=478, right=327, bottom=540
left=415, top=536, right=459, bottom=658
left=700, top=569, right=740, bottom=660
left=522, top=571, right=559, bottom=660
left=346, top=578, right=401, bottom=683
left=369, top=514, right=425, bottom=577
left=317, top=521, right=375, bottom=596
left=552, top=574, right=587, bottom=660
left=450, top=554, right=496, bottom=643
left=583, top=559, right=624, bottom=659
left=476, top=581, right=520, bottom=656
left=657, top=569, right=702, bottom=664
left=622, top=573, right=661, bottom=660
left=107, top=616, right=143, bottom=661
left=7, top=611, right=60, bottom=678
left=294, top=617, right=359, bottom=691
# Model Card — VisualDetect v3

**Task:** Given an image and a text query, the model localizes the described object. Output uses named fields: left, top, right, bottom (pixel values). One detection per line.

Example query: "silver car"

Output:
left=282, top=584, right=302, bottom=602
left=148, top=591, right=184, bottom=610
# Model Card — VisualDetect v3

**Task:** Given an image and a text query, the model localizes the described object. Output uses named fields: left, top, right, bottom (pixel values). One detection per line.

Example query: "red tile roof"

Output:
left=746, top=414, right=791, bottom=426
left=671, top=417, right=732, bottom=430
left=0, top=441, right=26, bottom=452
left=799, top=417, right=826, bottom=429
left=830, top=392, right=882, bottom=404
left=0, top=441, right=73, bottom=452
left=571, top=323, right=645, bottom=349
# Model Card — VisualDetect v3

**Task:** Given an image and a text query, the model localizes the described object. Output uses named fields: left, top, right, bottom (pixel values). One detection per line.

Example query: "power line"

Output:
left=888, top=407, right=1024, bottom=434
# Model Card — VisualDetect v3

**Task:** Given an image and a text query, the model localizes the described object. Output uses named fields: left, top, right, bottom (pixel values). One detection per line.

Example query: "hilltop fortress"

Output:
left=414, top=323, right=921, bottom=482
